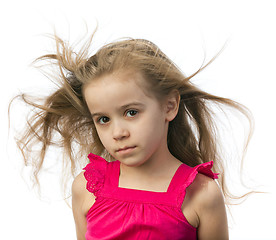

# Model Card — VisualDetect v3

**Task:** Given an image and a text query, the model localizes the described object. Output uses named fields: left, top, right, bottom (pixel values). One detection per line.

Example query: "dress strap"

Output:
left=167, top=161, right=219, bottom=208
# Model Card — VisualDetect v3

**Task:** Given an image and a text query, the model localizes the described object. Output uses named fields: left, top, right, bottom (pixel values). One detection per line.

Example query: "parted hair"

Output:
left=9, top=30, right=253, bottom=204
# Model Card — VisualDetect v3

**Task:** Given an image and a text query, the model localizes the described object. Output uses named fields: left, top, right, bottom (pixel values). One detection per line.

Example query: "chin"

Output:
left=121, top=157, right=147, bottom=168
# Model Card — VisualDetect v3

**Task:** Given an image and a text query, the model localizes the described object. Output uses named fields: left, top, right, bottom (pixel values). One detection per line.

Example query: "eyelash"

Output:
left=126, top=109, right=138, bottom=117
left=96, top=109, right=139, bottom=125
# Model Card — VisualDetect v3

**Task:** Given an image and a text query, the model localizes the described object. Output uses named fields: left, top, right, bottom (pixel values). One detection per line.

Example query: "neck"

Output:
left=120, top=145, right=181, bottom=181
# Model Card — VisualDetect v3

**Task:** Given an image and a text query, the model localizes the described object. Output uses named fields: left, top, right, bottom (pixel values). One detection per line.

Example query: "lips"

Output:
left=116, top=146, right=136, bottom=152
left=116, top=146, right=136, bottom=156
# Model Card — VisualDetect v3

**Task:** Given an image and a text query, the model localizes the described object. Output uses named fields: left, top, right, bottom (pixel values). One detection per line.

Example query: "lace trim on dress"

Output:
left=83, top=153, right=108, bottom=197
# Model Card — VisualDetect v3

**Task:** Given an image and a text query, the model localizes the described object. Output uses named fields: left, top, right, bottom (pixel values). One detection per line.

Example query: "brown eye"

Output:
left=126, top=110, right=138, bottom=117
left=98, top=116, right=110, bottom=124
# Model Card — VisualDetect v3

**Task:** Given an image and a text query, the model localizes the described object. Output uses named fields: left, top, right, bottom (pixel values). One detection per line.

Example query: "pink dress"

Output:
left=83, top=153, right=219, bottom=240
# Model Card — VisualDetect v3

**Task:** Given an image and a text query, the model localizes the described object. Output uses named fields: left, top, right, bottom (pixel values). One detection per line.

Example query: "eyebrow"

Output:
left=90, top=102, right=145, bottom=118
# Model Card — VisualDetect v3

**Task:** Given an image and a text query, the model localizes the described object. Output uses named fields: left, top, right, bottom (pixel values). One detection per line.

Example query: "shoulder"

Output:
left=185, top=173, right=223, bottom=219
left=191, top=173, right=223, bottom=210
left=72, top=171, right=96, bottom=214
left=72, top=172, right=95, bottom=239
left=72, top=172, right=87, bottom=206
left=189, top=173, right=229, bottom=239
left=72, top=171, right=87, bottom=199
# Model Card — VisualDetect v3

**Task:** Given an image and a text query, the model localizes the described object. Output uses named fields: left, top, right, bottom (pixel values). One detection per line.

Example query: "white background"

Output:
left=1, top=0, right=276, bottom=239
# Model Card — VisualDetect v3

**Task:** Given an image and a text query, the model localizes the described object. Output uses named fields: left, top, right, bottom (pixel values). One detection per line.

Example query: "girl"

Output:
left=11, top=31, right=252, bottom=240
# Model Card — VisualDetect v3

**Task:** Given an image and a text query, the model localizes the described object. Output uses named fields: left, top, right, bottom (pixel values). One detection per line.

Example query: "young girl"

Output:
left=11, top=31, right=252, bottom=240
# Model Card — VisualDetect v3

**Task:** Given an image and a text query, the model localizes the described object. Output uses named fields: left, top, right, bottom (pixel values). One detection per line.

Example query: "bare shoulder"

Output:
left=190, top=173, right=229, bottom=239
left=72, top=171, right=87, bottom=197
left=191, top=173, right=224, bottom=210
left=72, top=171, right=96, bottom=239
left=72, top=171, right=96, bottom=215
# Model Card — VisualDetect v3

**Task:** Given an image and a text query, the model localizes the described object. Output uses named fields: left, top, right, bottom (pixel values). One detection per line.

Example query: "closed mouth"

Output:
left=116, top=146, right=136, bottom=152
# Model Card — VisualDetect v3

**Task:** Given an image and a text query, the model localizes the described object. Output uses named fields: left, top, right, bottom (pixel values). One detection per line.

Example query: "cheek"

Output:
left=94, top=127, right=108, bottom=146
left=135, top=114, right=164, bottom=138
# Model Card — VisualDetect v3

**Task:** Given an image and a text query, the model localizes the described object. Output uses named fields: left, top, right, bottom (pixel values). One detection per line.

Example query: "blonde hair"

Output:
left=9, top=30, right=253, bottom=204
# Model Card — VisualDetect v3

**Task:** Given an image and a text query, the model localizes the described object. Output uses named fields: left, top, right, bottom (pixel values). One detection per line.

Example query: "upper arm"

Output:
left=194, top=175, right=229, bottom=240
left=72, top=171, right=91, bottom=240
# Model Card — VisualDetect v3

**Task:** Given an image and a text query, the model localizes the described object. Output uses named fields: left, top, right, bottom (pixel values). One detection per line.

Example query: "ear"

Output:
left=164, top=89, right=180, bottom=122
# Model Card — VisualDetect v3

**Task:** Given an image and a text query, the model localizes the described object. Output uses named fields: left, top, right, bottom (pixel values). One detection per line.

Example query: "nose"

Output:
left=112, top=120, right=130, bottom=141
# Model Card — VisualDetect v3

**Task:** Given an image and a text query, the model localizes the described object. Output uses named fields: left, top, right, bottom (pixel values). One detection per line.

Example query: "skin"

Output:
left=72, top=70, right=229, bottom=240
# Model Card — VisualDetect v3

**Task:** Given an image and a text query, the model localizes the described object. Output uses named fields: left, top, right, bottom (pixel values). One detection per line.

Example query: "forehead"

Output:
left=83, top=71, right=159, bottom=111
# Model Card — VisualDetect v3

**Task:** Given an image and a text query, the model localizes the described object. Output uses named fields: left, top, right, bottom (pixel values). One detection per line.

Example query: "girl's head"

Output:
left=67, top=37, right=217, bottom=166
left=78, top=38, right=184, bottom=164
left=83, top=69, right=180, bottom=167
left=10, top=32, right=253, bottom=203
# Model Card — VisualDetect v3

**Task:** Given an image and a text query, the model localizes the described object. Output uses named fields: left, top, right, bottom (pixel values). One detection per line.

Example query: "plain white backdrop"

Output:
left=1, top=0, right=276, bottom=239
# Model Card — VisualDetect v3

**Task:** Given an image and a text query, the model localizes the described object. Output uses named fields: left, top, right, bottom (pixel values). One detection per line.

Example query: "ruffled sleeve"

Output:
left=184, top=161, right=219, bottom=189
left=83, top=153, right=108, bottom=197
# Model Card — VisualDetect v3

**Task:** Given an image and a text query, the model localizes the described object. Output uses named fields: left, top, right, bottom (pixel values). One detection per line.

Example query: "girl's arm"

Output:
left=194, top=174, right=229, bottom=240
left=72, top=172, right=90, bottom=240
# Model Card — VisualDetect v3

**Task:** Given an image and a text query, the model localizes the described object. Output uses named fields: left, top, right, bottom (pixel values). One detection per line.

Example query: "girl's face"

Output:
left=83, top=71, right=172, bottom=167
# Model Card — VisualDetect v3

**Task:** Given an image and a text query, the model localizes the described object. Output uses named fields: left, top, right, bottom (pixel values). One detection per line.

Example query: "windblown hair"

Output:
left=9, top=30, right=253, bottom=204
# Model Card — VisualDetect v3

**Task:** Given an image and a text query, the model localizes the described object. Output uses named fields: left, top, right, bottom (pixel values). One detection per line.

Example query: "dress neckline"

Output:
left=115, top=160, right=184, bottom=194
